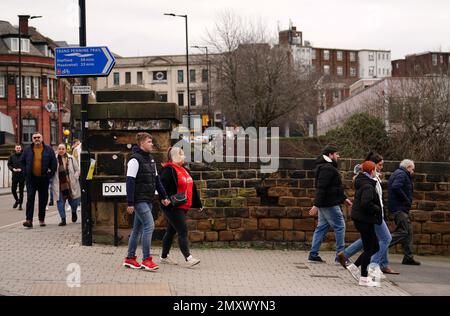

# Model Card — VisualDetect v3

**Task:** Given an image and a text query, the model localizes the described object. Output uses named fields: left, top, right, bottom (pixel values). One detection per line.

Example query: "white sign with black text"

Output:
left=102, top=182, right=126, bottom=196
left=72, top=85, right=92, bottom=95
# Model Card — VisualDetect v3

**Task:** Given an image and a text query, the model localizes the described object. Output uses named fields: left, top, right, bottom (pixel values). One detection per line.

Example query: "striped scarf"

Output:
left=58, top=155, right=71, bottom=200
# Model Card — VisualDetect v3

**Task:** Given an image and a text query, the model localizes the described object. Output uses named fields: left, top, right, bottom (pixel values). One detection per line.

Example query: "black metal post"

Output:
left=18, top=18, right=22, bottom=144
left=184, top=15, right=191, bottom=131
left=79, top=0, right=92, bottom=246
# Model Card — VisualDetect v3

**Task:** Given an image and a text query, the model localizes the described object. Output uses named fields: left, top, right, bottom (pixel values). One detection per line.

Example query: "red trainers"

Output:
left=123, top=256, right=141, bottom=269
left=141, top=257, right=159, bottom=271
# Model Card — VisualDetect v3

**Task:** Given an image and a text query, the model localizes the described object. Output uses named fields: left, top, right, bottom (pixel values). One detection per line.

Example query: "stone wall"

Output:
left=148, top=158, right=450, bottom=256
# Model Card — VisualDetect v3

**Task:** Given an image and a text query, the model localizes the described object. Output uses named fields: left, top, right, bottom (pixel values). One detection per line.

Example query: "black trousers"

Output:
left=11, top=175, right=25, bottom=204
left=161, top=207, right=191, bottom=259
left=389, top=211, right=413, bottom=259
left=25, top=176, right=50, bottom=222
left=354, top=220, right=380, bottom=277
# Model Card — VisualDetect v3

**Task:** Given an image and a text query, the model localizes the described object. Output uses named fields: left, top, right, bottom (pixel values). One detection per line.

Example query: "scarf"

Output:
left=58, top=154, right=71, bottom=200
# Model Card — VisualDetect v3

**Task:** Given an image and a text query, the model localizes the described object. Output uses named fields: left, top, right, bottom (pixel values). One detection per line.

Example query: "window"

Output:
left=323, top=65, right=330, bottom=74
left=386, top=53, right=390, bottom=60
left=311, top=49, right=316, bottom=60
left=350, top=67, right=356, bottom=77
left=47, top=78, right=54, bottom=99
left=190, top=69, right=196, bottom=83
left=323, top=50, right=330, bottom=61
left=369, top=52, right=374, bottom=61
left=432, top=54, right=438, bottom=66
left=333, top=90, right=339, bottom=101
left=25, top=76, right=31, bottom=98
left=0, top=75, right=5, bottom=98
left=378, top=68, right=381, bottom=75
left=16, top=76, right=22, bottom=98
left=33, top=77, right=39, bottom=98
left=311, top=64, right=316, bottom=73
left=11, top=38, right=19, bottom=51
left=202, top=69, right=208, bottom=82
left=336, top=51, right=343, bottom=61
left=440, top=55, right=444, bottom=64
left=378, top=53, right=381, bottom=60
left=350, top=52, right=356, bottom=62
left=396, top=63, right=399, bottom=69
left=178, top=92, right=184, bottom=106
left=159, top=93, right=168, bottom=102
left=202, top=91, right=209, bottom=106
left=369, top=66, right=375, bottom=76
left=337, top=66, right=343, bottom=76
left=22, top=118, right=36, bottom=144
left=21, top=39, right=30, bottom=53
left=113, top=72, right=120, bottom=85
left=50, top=119, right=57, bottom=145
left=177, top=70, right=184, bottom=83
left=125, top=72, right=131, bottom=84
left=137, top=72, right=143, bottom=85
left=190, top=92, right=196, bottom=106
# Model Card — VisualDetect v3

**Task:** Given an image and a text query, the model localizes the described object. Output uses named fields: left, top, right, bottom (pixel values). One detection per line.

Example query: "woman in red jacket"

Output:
left=159, top=147, right=203, bottom=267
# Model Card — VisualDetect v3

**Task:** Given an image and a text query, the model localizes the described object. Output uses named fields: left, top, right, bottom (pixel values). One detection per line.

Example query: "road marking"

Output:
left=0, top=210, right=59, bottom=230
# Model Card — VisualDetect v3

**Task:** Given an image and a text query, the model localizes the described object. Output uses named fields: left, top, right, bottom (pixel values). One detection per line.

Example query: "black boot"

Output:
left=13, top=200, right=19, bottom=208
left=402, top=256, right=421, bottom=265
left=72, top=212, right=78, bottom=223
left=58, top=218, right=66, bottom=226
left=18, top=204, right=23, bottom=210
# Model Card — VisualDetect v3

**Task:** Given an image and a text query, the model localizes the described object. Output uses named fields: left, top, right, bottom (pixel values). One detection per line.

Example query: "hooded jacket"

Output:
left=388, top=167, right=413, bottom=213
left=313, top=155, right=347, bottom=207
left=351, top=173, right=382, bottom=225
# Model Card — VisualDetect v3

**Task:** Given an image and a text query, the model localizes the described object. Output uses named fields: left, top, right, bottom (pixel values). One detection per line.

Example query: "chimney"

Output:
left=18, top=15, right=30, bottom=35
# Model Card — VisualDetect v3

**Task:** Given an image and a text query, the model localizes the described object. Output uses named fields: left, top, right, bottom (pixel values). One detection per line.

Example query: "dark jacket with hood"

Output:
left=313, top=155, right=347, bottom=208
left=388, top=167, right=413, bottom=214
left=159, top=164, right=202, bottom=210
left=351, top=173, right=382, bottom=225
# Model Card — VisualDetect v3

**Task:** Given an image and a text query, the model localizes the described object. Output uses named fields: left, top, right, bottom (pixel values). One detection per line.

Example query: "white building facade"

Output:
left=358, top=50, right=392, bottom=79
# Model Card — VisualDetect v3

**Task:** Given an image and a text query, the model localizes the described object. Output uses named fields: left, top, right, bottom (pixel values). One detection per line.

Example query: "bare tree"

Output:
left=206, top=11, right=318, bottom=129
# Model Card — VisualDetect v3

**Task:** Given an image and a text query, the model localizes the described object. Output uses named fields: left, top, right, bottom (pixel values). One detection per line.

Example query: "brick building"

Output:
left=0, top=17, right=72, bottom=146
left=392, top=51, right=450, bottom=77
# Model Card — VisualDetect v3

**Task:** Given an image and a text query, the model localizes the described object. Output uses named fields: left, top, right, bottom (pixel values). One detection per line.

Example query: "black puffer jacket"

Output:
left=313, top=155, right=347, bottom=207
left=351, top=173, right=382, bottom=225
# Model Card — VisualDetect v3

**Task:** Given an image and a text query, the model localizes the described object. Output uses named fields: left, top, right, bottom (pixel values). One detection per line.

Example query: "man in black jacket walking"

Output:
left=308, top=145, right=353, bottom=263
left=8, top=144, right=25, bottom=210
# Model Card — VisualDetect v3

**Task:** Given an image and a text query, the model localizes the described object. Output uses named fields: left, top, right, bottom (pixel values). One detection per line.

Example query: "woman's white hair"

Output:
left=169, top=146, right=184, bottom=164
left=400, top=159, right=414, bottom=169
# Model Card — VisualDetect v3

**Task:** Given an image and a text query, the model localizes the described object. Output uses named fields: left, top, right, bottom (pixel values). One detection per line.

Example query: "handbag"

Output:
left=169, top=167, right=187, bottom=207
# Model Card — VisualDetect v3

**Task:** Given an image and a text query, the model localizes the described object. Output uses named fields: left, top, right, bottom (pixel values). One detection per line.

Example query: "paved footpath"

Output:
left=0, top=210, right=435, bottom=296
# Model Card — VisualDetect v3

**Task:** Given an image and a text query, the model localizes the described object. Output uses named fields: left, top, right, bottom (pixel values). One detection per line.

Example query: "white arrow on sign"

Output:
left=102, top=47, right=114, bottom=75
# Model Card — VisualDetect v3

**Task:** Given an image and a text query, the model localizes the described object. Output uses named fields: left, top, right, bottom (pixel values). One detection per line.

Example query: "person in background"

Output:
left=351, top=161, right=382, bottom=287
left=72, top=138, right=81, bottom=168
left=388, top=159, right=421, bottom=265
left=159, top=147, right=203, bottom=267
left=308, top=145, right=353, bottom=263
left=8, top=144, right=25, bottom=210
left=21, top=132, right=57, bottom=228
left=51, top=144, right=81, bottom=226
left=337, top=152, right=398, bottom=279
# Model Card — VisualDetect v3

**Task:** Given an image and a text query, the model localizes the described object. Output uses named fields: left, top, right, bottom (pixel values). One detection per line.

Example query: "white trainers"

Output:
left=185, top=255, right=200, bottom=267
left=346, top=263, right=360, bottom=281
left=369, top=266, right=386, bottom=280
left=359, top=276, right=381, bottom=287
left=160, top=256, right=178, bottom=265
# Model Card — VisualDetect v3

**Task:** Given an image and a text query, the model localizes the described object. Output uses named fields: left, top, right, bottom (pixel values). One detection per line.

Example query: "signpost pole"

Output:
left=79, top=0, right=92, bottom=246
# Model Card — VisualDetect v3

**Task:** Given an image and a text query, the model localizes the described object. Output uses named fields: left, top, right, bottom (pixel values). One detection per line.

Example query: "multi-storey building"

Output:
left=0, top=17, right=72, bottom=146
left=392, top=51, right=450, bottom=76
left=358, top=49, right=392, bottom=79
left=96, top=54, right=215, bottom=129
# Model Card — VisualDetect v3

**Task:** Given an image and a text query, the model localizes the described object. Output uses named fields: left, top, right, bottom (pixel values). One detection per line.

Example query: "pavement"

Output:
left=0, top=190, right=448, bottom=296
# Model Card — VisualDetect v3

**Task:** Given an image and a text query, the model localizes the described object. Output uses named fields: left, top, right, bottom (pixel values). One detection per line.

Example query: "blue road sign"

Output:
left=55, top=46, right=115, bottom=77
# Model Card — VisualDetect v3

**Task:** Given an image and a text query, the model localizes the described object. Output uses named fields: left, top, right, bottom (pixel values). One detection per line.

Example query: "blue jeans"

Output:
left=57, top=194, right=80, bottom=219
left=127, top=202, right=155, bottom=260
left=344, top=219, right=392, bottom=269
left=309, top=205, right=346, bottom=257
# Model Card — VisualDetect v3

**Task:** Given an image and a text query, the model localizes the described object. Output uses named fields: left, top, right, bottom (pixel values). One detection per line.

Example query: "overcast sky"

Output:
left=2, top=0, right=450, bottom=60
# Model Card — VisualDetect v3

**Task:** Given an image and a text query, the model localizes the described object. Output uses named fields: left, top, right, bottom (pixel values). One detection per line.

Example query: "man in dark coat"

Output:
left=308, top=145, right=353, bottom=263
left=8, top=144, right=25, bottom=210
left=21, top=132, right=57, bottom=228
left=388, top=159, right=420, bottom=265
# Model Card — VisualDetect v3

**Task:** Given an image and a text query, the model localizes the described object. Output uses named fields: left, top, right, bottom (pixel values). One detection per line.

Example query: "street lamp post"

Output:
left=192, top=45, right=210, bottom=127
left=17, top=15, right=41, bottom=144
left=164, top=13, right=191, bottom=130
